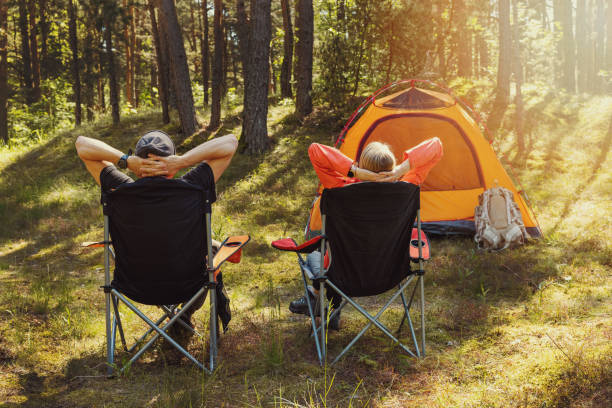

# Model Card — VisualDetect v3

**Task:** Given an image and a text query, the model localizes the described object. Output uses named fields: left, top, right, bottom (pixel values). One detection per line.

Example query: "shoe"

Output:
left=327, top=310, right=341, bottom=331
left=289, top=288, right=318, bottom=315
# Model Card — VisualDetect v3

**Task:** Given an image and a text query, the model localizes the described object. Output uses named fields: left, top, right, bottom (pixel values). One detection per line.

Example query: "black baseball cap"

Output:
left=135, top=130, right=176, bottom=158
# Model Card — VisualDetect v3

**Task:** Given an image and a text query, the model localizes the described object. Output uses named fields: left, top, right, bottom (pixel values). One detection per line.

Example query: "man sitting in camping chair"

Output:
left=76, top=131, right=247, bottom=373
left=287, top=137, right=443, bottom=329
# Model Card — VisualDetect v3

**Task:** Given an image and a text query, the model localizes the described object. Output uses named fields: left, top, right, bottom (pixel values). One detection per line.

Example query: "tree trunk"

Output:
left=294, top=0, right=313, bottom=119
left=594, top=0, right=605, bottom=93
left=0, top=0, right=8, bottom=143
left=576, top=0, right=588, bottom=93
left=84, top=27, right=95, bottom=121
left=280, top=0, right=293, bottom=98
left=607, top=0, right=612, bottom=91
left=241, top=0, right=271, bottom=154
left=124, top=0, right=133, bottom=107
left=159, top=0, right=199, bottom=136
left=39, top=0, right=48, bottom=78
left=208, top=0, right=223, bottom=130
left=104, top=15, right=120, bottom=124
left=68, top=0, right=81, bottom=125
left=200, top=0, right=210, bottom=105
left=512, top=0, right=524, bottom=160
left=18, top=1, right=33, bottom=99
left=487, top=0, right=511, bottom=138
left=148, top=0, right=170, bottom=123
left=456, top=0, right=471, bottom=77
left=28, top=0, right=40, bottom=101
left=553, top=0, right=575, bottom=92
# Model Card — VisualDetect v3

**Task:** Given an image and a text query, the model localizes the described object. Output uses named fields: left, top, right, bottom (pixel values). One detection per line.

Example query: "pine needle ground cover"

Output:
left=0, top=97, right=610, bottom=407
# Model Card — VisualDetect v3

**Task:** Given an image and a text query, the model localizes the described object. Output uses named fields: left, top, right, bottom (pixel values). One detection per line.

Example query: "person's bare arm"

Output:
left=75, top=136, right=151, bottom=185
left=144, top=134, right=238, bottom=182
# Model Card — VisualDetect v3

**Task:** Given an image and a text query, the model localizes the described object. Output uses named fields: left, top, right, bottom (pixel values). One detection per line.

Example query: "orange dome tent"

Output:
left=306, top=80, right=542, bottom=238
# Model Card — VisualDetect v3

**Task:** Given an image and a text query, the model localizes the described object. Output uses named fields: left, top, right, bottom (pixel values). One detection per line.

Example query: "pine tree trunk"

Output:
left=607, top=0, right=612, bottom=91
left=594, top=0, right=605, bottom=93
left=0, top=0, right=8, bottom=143
left=241, top=0, right=271, bottom=154
left=18, top=1, right=33, bottom=100
left=553, top=0, right=576, bottom=92
left=576, top=0, right=588, bottom=93
left=512, top=0, right=524, bottom=160
left=159, top=0, right=199, bottom=136
left=585, top=0, right=596, bottom=92
left=149, top=0, right=170, bottom=123
left=294, top=0, right=313, bottom=119
left=456, top=0, right=471, bottom=77
left=208, top=0, right=223, bottom=130
left=39, top=0, right=47, bottom=78
left=84, top=28, right=95, bottom=121
left=28, top=0, right=41, bottom=101
left=68, top=0, right=81, bottom=125
left=104, top=15, right=120, bottom=124
left=200, top=0, right=209, bottom=105
left=124, top=0, right=133, bottom=107
left=280, top=0, right=293, bottom=98
left=487, top=0, right=511, bottom=138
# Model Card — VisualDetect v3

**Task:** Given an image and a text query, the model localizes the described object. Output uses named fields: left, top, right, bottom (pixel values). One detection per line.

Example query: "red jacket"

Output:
left=306, top=138, right=443, bottom=236
left=308, top=137, right=443, bottom=188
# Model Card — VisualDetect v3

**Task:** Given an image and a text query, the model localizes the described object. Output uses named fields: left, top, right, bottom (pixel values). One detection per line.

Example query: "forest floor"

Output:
left=0, top=96, right=611, bottom=408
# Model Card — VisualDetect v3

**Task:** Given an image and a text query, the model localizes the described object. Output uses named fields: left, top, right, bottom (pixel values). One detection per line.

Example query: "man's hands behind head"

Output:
left=128, top=154, right=182, bottom=178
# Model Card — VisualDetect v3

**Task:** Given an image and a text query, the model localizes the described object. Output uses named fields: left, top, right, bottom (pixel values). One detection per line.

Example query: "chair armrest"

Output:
left=81, top=241, right=110, bottom=248
left=271, top=235, right=323, bottom=254
left=409, top=228, right=430, bottom=261
left=212, top=235, right=250, bottom=271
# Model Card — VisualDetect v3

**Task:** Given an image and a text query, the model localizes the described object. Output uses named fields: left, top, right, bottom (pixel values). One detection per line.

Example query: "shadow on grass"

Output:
left=550, top=112, right=612, bottom=233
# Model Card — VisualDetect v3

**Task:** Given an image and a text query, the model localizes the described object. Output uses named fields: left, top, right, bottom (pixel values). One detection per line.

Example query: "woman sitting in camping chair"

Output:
left=289, top=137, right=443, bottom=329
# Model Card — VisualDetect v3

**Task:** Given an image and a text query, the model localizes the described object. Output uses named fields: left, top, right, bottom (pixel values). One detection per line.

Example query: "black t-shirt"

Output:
left=100, top=162, right=216, bottom=198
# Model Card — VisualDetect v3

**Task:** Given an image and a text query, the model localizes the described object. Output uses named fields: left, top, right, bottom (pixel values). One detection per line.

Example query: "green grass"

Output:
left=0, top=96, right=611, bottom=407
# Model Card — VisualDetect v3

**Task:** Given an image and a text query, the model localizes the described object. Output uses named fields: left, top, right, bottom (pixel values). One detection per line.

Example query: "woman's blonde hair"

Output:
left=359, top=142, right=396, bottom=173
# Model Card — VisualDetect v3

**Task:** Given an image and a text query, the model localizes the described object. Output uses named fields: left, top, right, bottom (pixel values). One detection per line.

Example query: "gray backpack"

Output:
left=474, top=186, right=530, bottom=251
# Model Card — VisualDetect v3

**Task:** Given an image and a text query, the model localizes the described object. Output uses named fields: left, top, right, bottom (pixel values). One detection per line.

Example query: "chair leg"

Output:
left=419, top=275, right=426, bottom=357
left=112, top=296, right=128, bottom=351
left=298, top=259, right=323, bottom=364
left=319, top=283, right=327, bottom=363
left=105, top=290, right=114, bottom=377
left=399, top=287, right=420, bottom=358
left=209, top=285, right=217, bottom=371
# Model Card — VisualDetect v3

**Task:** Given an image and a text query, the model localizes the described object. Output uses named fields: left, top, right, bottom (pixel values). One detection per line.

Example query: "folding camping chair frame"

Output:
left=85, top=210, right=248, bottom=377
left=294, top=210, right=427, bottom=366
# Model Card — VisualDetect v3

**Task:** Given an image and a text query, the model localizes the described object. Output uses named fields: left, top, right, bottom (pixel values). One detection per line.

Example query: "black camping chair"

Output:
left=82, top=178, right=249, bottom=376
left=272, top=182, right=429, bottom=365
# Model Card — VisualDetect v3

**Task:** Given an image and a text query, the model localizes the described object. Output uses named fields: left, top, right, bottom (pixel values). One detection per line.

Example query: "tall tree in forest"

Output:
left=148, top=0, right=170, bottom=123
left=553, top=0, right=575, bottom=92
left=18, top=0, right=33, bottom=101
left=28, top=0, right=41, bottom=101
left=102, top=0, right=120, bottom=124
left=294, top=0, right=313, bottom=118
left=280, top=0, right=293, bottom=98
left=576, top=0, right=587, bottom=93
left=159, top=0, right=199, bottom=136
left=456, top=0, right=472, bottom=77
left=594, top=0, right=605, bottom=92
left=241, top=0, right=271, bottom=154
left=607, top=0, right=612, bottom=90
left=39, top=0, right=48, bottom=78
left=68, top=0, right=81, bottom=125
left=200, top=0, right=210, bottom=105
left=235, top=0, right=249, bottom=89
left=124, top=0, right=134, bottom=107
left=208, top=0, right=223, bottom=130
left=0, top=0, right=8, bottom=143
left=487, top=0, right=511, bottom=138
left=512, top=0, right=525, bottom=160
